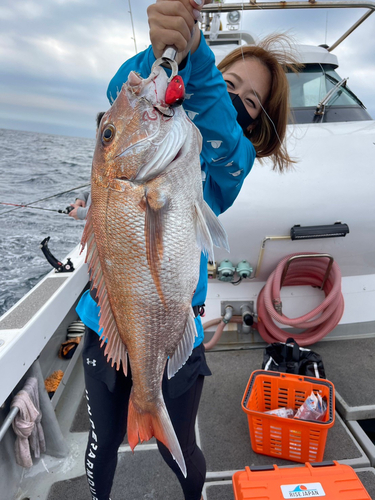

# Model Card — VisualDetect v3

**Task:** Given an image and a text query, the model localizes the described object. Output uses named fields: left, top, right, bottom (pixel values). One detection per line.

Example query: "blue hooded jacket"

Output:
left=76, top=32, right=256, bottom=347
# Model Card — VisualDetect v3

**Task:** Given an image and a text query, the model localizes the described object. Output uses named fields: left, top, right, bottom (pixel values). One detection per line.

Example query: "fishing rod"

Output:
left=0, top=202, right=74, bottom=214
left=0, top=183, right=90, bottom=217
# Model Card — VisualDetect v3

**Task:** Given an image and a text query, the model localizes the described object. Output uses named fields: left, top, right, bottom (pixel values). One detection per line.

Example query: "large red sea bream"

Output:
left=81, top=65, right=228, bottom=476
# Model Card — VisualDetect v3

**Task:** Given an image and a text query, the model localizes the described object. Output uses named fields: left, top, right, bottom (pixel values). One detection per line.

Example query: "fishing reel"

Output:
left=58, top=206, right=74, bottom=214
left=40, top=237, right=75, bottom=273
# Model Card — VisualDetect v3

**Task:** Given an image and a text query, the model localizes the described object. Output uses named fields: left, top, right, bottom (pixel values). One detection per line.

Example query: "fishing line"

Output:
left=0, top=183, right=90, bottom=217
left=128, top=0, right=138, bottom=54
left=0, top=202, right=63, bottom=213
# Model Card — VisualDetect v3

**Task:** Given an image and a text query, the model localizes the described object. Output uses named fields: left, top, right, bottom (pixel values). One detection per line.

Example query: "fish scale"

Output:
left=81, top=66, right=229, bottom=476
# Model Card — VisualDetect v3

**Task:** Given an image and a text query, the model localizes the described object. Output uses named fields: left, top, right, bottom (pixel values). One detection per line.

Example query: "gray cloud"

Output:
left=0, top=0, right=373, bottom=137
left=0, top=0, right=150, bottom=136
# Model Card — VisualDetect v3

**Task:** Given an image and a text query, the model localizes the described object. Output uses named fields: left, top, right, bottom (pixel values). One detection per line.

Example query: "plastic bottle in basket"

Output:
left=294, top=392, right=327, bottom=421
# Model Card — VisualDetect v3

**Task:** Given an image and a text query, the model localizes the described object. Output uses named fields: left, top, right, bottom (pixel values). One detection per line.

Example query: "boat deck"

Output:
left=16, top=336, right=375, bottom=499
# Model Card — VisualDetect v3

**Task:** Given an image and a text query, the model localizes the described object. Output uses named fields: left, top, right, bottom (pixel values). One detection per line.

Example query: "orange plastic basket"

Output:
left=241, top=370, right=335, bottom=463
left=233, top=461, right=371, bottom=500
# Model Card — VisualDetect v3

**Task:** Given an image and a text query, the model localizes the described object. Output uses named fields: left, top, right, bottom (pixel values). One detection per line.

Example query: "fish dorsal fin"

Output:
left=195, top=201, right=229, bottom=260
left=145, top=188, right=169, bottom=307
left=81, top=207, right=128, bottom=376
left=167, top=310, right=197, bottom=379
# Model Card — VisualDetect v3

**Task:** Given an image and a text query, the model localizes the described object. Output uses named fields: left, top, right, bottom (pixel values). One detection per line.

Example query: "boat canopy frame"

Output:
left=202, top=0, right=375, bottom=52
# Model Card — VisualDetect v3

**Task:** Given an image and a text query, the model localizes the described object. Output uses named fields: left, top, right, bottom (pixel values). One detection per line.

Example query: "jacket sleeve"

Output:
left=107, top=32, right=256, bottom=215
left=185, top=33, right=256, bottom=215
left=77, top=192, right=91, bottom=220
left=75, top=191, right=90, bottom=220
left=76, top=206, right=88, bottom=220
left=75, top=191, right=90, bottom=204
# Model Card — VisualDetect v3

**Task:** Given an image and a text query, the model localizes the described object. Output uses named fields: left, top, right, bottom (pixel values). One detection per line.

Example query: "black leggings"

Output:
left=83, top=328, right=207, bottom=500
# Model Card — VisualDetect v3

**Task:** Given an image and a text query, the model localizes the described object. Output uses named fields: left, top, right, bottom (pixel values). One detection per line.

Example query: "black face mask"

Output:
left=228, top=92, right=256, bottom=133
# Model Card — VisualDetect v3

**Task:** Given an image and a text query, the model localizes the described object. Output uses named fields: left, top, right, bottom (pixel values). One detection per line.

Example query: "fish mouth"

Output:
left=154, top=103, right=174, bottom=117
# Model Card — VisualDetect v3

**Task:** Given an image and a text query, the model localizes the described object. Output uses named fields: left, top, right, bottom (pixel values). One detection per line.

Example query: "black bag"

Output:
left=262, top=337, right=326, bottom=378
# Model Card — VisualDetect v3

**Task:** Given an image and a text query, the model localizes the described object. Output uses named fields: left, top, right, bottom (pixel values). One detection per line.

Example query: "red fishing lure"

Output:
left=165, top=76, right=185, bottom=107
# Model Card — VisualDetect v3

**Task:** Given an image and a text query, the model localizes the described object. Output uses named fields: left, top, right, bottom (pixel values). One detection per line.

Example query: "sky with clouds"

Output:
left=0, top=0, right=374, bottom=138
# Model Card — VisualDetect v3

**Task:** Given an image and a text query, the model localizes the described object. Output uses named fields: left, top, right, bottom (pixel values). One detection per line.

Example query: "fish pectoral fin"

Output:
left=82, top=208, right=128, bottom=376
left=145, top=189, right=169, bottom=306
left=127, top=395, right=187, bottom=478
left=167, top=310, right=197, bottom=379
left=195, top=201, right=230, bottom=257
left=194, top=202, right=214, bottom=260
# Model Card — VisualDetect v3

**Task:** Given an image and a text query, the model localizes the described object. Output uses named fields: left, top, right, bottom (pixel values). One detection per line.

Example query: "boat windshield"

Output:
left=287, top=64, right=372, bottom=123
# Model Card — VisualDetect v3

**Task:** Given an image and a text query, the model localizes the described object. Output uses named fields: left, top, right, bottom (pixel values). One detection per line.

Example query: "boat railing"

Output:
left=202, top=0, right=375, bottom=52
left=0, top=407, right=19, bottom=443
left=0, top=244, right=88, bottom=409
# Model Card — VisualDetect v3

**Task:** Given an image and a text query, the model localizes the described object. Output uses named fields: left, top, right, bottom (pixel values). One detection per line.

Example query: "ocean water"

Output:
left=0, top=128, right=95, bottom=317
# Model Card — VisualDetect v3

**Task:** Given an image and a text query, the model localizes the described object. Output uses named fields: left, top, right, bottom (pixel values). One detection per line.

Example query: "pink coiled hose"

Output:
left=256, top=253, right=344, bottom=346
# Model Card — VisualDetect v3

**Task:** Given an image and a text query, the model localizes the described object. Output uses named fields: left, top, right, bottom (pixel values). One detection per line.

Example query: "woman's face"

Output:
left=223, top=57, right=272, bottom=127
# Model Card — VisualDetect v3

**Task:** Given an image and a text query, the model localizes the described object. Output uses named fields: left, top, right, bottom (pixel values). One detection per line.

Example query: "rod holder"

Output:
left=290, top=223, right=349, bottom=240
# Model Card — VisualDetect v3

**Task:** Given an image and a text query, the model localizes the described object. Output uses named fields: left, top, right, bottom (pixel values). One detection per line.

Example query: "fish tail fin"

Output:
left=127, top=395, right=187, bottom=478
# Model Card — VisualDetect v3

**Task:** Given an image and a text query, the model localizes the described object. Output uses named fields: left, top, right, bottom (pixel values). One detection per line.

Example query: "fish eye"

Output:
left=102, top=124, right=116, bottom=143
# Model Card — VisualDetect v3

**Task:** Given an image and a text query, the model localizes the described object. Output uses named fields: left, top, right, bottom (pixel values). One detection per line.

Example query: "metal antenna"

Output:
left=128, top=0, right=137, bottom=54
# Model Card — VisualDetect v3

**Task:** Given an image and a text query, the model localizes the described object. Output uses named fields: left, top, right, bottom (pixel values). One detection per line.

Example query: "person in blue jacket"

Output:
left=76, top=1, right=298, bottom=499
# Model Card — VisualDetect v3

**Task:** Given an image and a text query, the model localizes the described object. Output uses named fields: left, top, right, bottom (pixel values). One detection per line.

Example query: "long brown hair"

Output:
left=217, top=34, right=302, bottom=172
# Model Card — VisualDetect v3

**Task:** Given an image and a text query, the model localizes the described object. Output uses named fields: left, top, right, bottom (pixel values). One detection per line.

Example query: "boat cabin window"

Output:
left=287, top=64, right=372, bottom=123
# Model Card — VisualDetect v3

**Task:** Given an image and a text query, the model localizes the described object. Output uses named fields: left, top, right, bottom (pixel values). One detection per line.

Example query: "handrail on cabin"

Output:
left=202, top=0, right=375, bottom=52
